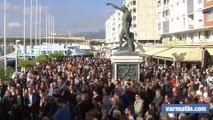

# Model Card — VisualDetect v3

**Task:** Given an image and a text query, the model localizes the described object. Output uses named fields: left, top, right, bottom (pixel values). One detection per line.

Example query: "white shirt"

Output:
left=196, top=90, right=203, bottom=96
left=203, top=92, right=208, bottom=98
left=48, top=88, right=53, bottom=96
left=129, top=116, right=134, bottom=120
left=29, top=93, right=33, bottom=104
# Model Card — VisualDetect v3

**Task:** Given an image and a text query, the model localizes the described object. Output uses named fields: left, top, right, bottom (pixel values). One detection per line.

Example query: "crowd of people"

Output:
left=0, top=56, right=212, bottom=120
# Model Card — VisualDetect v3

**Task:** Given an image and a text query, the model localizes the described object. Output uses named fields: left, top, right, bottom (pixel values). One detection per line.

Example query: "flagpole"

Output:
left=23, top=0, right=26, bottom=60
left=46, top=11, right=48, bottom=54
left=48, top=13, right=51, bottom=45
left=53, top=17, right=55, bottom=44
left=39, top=4, right=41, bottom=55
left=50, top=15, right=53, bottom=44
left=30, top=0, right=33, bottom=58
left=39, top=5, right=41, bottom=46
left=35, top=0, right=38, bottom=47
left=4, top=0, right=7, bottom=69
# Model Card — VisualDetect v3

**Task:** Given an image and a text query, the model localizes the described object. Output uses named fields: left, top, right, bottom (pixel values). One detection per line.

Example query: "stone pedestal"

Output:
left=111, top=55, right=143, bottom=81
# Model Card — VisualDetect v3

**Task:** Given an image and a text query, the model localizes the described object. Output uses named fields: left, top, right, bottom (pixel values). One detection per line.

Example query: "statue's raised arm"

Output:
left=106, top=3, right=123, bottom=11
left=106, top=3, right=135, bottom=52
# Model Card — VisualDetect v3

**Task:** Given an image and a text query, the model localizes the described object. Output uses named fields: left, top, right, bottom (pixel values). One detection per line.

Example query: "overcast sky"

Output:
left=0, top=0, right=123, bottom=36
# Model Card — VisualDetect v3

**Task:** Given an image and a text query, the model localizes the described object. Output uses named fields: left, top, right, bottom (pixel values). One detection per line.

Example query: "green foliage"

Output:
left=172, top=52, right=187, bottom=61
left=165, top=40, right=186, bottom=45
left=17, top=60, right=33, bottom=68
left=48, top=52, right=64, bottom=60
left=0, top=66, right=14, bottom=81
left=66, top=49, right=72, bottom=56
left=90, top=41, right=106, bottom=46
left=85, top=50, right=94, bottom=55
left=34, top=55, right=48, bottom=63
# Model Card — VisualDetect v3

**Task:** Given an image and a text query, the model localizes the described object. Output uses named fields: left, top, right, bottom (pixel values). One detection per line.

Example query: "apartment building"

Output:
left=105, top=0, right=160, bottom=45
left=157, top=0, right=213, bottom=43
left=105, top=10, right=123, bottom=44
left=203, top=0, right=213, bottom=27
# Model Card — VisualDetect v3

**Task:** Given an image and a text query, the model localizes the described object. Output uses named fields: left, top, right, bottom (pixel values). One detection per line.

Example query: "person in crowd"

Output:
left=144, top=103, right=156, bottom=120
left=74, top=94, right=84, bottom=120
left=152, top=89, right=163, bottom=118
left=53, top=98, right=71, bottom=120
left=2, top=90, right=14, bottom=120
left=1, top=56, right=213, bottom=120
left=124, top=106, right=134, bottom=120
left=108, top=97, right=120, bottom=120
left=134, top=93, right=144, bottom=120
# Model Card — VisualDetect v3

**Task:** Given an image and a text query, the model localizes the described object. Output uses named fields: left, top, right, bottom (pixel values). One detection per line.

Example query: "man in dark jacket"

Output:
left=24, top=87, right=38, bottom=119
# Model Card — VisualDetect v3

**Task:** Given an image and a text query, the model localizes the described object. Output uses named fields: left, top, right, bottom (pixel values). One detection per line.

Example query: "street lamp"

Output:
left=16, top=40, right=21, bottom=73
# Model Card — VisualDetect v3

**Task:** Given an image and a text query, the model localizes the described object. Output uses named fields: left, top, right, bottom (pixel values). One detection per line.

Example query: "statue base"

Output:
left=111, top=52, right=142, bottom=81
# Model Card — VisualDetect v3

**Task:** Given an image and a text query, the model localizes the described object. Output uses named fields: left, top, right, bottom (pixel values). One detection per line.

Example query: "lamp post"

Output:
left=16, top=40, right=21, bottom=73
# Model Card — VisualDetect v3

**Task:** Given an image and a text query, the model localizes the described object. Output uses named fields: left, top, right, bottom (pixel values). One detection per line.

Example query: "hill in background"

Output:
left=74, top=30, right=105, bottom=39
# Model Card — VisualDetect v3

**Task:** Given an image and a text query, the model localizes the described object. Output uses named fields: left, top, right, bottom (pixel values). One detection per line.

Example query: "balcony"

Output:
left=188, top=25, right=194, bottom=29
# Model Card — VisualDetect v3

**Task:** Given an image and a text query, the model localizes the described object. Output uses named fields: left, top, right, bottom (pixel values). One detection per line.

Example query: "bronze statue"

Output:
left=107, top=3, right=135, bottom=52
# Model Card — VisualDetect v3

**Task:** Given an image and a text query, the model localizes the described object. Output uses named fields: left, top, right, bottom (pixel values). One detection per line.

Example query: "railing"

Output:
left=0, top=52, right=16, bottom=61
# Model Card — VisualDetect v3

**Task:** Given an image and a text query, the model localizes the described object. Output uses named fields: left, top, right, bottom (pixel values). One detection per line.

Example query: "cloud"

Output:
left=25, top=5, right=50, bottom=16
left=0, top=2, right=21, bottom=11
left=8, top=22, right=22, bottom=30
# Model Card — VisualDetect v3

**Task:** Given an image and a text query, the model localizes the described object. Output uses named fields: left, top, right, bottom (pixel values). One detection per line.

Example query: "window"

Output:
left=164, top=0, right=166, bottom=5
left=163, top=9, right=170, bottom=17
left=157, top=1, right=161, bottom=7
left=133, top=8, right=136, bottom=13
left=208, top=10, right=213, bottom=21
left=198, top=0, right=202, bottom=4
left=158, top=23, right=161, bottom=31
left=205, top=31, right=210, bottom=39
left=133, top=1, right=136, bottom=5
left=164, top=0, right=169, bottom=5
left=133, top=16, right=136, bottom=21
left=199, top=32, right=201, bottom=39
left=183, top=18, right=185, bottom=28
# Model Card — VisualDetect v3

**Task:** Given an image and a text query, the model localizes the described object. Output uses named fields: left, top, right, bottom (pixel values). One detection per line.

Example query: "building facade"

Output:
left=105, top=10, right=123, bottom=44
left=157, top=0, right=213, bottom=43
left=105, top=0, right=160, bottom=45
left=204, top=0, right=213, bottom=27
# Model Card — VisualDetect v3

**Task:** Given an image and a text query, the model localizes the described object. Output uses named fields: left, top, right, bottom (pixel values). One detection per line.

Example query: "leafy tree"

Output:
left=0, top=66, right=14, bottom=81
left=172, top=52, right=186, bottom=61
left=85, top=50, right=94, bottom=55
left=34, top=55, right=48, bottom=63
left=48, top=52, right=64, bottom=60
left=90, top=41, right=106, bottom=46
left=17, top=60, right=33, bottom=68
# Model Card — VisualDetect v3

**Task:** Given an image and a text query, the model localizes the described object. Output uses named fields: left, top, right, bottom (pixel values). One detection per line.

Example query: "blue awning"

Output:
left=203, top=6, right=213, bottom=13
